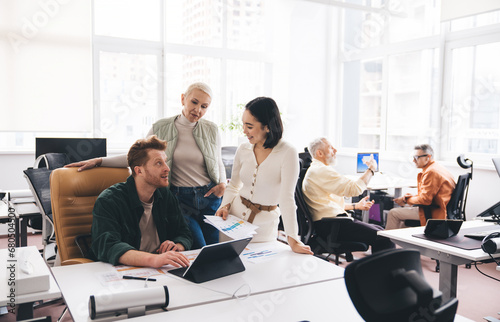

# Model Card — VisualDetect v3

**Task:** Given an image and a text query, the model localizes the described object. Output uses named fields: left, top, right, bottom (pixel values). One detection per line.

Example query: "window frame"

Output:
left=338, top=4, right=500, bottom=165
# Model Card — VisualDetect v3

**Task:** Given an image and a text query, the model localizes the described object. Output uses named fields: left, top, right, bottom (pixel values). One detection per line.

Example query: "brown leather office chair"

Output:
left=50, top=167, right=130, bottom=265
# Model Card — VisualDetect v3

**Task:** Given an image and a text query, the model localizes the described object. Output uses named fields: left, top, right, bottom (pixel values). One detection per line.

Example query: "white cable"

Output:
left=232, top=283, right=251, bottom=300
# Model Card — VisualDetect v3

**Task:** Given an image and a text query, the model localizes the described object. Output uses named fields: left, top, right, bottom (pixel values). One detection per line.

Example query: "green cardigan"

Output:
left=90, top=175, right=193, bottom=265
left=152, top=115, right=221, bottom=184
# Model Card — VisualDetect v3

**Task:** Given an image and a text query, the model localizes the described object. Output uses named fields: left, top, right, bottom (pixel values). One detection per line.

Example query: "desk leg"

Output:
left=439, top=262, right=458, bottom=302
left=16, top=302, right=34, bottom=320
left=362, top=191, right=370, bottom=222
left=20, top=217, right=28, bottom=247
left=15, top=218, right=21, bottom=247
left=394, top=187, right=402, bottom=199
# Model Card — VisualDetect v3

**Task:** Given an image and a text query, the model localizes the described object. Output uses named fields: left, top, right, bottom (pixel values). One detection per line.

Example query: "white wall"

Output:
left=0, top=153, right=36, bottom=191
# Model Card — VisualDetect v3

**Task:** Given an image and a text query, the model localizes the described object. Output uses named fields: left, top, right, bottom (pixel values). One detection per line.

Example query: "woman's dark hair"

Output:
left=245, top=97, right=283, bottom=149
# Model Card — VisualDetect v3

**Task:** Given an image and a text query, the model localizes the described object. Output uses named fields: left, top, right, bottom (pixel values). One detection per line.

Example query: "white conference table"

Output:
left=51, top=241, right=345, bottom=322
left=0, top=247, right=61, bottom=320
left=131, top=278, right=365, bottom=322
left=129, top=278, right=475, bottom=322
left=379, top=220, right=500, bottom=302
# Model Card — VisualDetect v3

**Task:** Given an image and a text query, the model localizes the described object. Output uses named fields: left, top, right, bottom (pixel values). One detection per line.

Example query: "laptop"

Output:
left=168, top=237, right=252, bottom=283
left=424, top=219, right=463, bottom=239
left=356, top=153, right=379, bottom=173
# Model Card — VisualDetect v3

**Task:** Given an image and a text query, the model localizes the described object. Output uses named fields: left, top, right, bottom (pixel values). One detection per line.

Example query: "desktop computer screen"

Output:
left=36, top=137, right=107, bottom=163
left=493, top=158, right=500, bottom=178
left=356, top=152, right=379, bottom=173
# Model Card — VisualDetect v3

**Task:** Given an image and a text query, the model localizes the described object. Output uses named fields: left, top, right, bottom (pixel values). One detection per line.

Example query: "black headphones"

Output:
left=481, top=232, right=500, bottom=254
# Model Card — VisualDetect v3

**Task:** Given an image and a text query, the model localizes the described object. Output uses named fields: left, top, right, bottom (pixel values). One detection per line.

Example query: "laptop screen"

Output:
left=356, top=153, right=379, bottom=173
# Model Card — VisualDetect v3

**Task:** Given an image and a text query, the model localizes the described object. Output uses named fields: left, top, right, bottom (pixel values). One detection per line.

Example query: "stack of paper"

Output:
left=16, top=246, right=50, bottom=295
left=204, top=215, right=258, bottom=240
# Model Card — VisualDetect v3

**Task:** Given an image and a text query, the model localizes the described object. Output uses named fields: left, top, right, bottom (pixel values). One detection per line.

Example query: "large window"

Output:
left=444, top=41, right=500, bottom=156
left=340, top=0, right=500, bottom=163
left=0, top=0, right=92, bottom=151
left=93, top=0, right=272, bottom=149
left=93, top=0, right=163, bottom=150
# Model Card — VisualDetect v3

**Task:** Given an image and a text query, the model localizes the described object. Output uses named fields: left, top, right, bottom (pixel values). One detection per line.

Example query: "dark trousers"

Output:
left=314, top=218, right=395, bottom=253
left=170, top=183, right=221, bottom=249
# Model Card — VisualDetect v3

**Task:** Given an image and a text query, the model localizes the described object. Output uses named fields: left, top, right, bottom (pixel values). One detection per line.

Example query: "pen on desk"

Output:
left=122, top=275, right=156, bottom=282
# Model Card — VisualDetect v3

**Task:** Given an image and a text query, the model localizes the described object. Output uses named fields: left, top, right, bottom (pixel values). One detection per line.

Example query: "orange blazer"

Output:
left=406, top=161, right=456, bottom=225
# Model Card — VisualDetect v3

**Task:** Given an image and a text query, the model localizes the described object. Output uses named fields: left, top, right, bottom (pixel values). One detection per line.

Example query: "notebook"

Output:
left=168, top=237, right=252, bottom=283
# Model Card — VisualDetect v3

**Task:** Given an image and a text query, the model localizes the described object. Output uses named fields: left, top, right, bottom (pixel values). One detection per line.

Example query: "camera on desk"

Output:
left=481, top=232, right=500, bottom=254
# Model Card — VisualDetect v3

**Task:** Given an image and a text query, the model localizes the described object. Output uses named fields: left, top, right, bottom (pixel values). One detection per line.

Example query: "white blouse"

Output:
left=221, top=140, right=300, bottom=242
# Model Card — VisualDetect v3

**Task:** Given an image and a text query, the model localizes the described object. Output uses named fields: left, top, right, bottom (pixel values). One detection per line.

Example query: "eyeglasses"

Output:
left=413, top=154, right=428, bottom=161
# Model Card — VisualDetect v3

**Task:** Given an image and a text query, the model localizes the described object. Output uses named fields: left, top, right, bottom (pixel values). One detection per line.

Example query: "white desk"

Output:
left=134, top=278, right=476, bottom=322
left=0, top=247, right=61, bottom=320
left=51, top=241, right=345, bottom=322
left=1, top=200, right=41, bottom=247
left=347, top=173, right=416, bottom=223
left=12, top=202, right=41, bottom=247
left=379, top=220, right=500, bottom=302
left=131, top=279, right=365, bottom=322
left=367, top=173, right=417, bottom=198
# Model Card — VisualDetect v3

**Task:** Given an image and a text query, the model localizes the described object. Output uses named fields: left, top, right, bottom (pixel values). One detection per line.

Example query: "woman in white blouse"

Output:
left=216, top=97, right=312, bottom=254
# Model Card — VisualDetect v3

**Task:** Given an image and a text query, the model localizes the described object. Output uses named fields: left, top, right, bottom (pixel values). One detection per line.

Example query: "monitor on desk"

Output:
left=356, top=152, right=379, bottom=173
left=493, top=158, right=500, bottom=178
left=35, top=138, right=107, bottom=163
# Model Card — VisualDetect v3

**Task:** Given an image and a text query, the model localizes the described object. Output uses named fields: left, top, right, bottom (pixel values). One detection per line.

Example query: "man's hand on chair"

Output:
left=65, top=158, right=102, bottom=172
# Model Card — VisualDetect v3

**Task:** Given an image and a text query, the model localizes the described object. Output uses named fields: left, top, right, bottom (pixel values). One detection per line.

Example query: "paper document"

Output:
left=204, top=215, right=258, bottom=239
left=241, top=244, right=282, bottom=264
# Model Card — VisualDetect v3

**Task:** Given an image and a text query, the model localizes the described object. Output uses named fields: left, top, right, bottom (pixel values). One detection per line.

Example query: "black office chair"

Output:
left=23, top=153, right=70, bottom=262
left=345, top=249, right=458, bottom=322
left=296, top=155, right=368, bottom=265
left=221, top=146, right=238, bottom=179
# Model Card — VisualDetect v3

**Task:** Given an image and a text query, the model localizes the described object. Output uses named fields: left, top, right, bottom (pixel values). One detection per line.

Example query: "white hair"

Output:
left=308, top=137, right=327, bottom=159
left=184, top=82, right=213, bottom=98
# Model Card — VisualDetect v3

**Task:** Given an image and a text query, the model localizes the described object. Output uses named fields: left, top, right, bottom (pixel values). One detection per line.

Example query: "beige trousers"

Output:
left=385, top=207, right=419, bottom=230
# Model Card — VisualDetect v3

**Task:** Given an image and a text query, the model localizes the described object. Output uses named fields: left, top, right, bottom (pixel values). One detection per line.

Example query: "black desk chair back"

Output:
left=295, top=155, right=368, bottom=265
left=345, top=249, right=458, bottom=322
left=221, top=146, right=238, bottom=179
left=23, top=153, right=70, bottom=260
left=446, top=172, right=471, bottom=220
left=295, top=159, right=313, bottom=245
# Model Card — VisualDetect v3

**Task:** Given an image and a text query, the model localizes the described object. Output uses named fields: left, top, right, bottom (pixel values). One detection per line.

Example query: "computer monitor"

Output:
left=356, top=152, right=379, bottom=173
left=493, top=158, right=500, bottom=178
left=35, top=138, right=107, bottom=163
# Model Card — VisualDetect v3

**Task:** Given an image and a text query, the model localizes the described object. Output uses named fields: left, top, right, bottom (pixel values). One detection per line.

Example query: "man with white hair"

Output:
left=302, top=138, right=394, bottom=253
left=385, top=144, right=455, bottom=230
